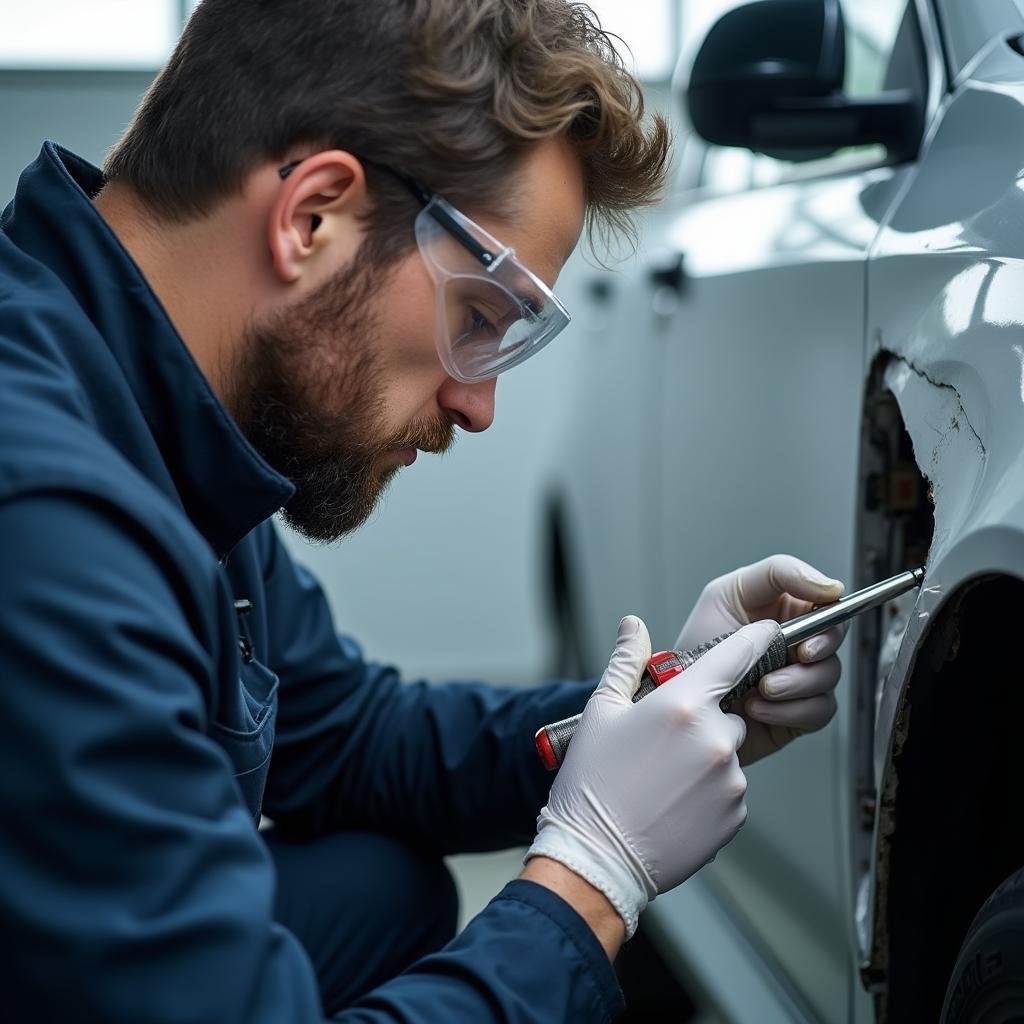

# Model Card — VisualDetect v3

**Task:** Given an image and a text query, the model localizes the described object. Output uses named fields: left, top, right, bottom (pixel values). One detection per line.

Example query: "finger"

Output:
left=594, top=615, right=653, bottom=704
left=692, top=620, right=782, bottom=700
left=760, top=655, right=842, bottom=700
left=795, top=623, right=847, bottom=664
left=745, top=692, right=837, bottom=731
left=738, top=554, right=844, bottom=610
left=724, top=711, right=747, bottom=753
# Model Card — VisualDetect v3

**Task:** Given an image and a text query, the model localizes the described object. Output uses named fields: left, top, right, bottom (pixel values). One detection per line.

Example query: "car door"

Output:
left=646, top=3, right=930, bottom=1020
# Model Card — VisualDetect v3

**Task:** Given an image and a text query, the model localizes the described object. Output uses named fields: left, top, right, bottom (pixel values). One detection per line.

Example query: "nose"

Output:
left=437, top=376, right=496, bottom=433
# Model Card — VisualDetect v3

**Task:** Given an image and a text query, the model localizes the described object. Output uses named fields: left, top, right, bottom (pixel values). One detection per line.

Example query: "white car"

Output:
left=546, top=0, right=1024, bottom=1020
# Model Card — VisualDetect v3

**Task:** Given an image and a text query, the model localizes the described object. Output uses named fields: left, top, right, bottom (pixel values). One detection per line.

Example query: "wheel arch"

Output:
left=867, top=568, right=1024, bottom=1020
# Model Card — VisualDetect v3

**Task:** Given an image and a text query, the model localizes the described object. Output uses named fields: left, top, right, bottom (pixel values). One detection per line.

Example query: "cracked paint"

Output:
left=874, top=354, right=987, bottom=779
left=858, top=355, right=990, bottom=999
left=886, top=355, right=987, bottom=460
left=880, top=357, right=987, bottom=604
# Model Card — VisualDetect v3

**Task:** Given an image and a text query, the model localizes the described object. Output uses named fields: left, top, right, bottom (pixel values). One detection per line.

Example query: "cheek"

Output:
left=373, top=258, right=446, bottom=424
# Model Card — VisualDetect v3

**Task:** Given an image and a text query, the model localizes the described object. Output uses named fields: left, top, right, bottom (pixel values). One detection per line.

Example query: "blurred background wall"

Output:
left=0, top=0, right=714, bottom=685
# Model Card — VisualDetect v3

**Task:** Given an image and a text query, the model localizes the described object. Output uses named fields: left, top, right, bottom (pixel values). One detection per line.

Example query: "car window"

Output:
left=686, top=0, right=919, bottom=194
left=933, top=0, right=1024, bottom=80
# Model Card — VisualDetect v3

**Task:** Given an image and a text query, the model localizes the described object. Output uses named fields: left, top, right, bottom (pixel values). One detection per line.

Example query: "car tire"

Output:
left=941, top=867, right=1024, bottom=1022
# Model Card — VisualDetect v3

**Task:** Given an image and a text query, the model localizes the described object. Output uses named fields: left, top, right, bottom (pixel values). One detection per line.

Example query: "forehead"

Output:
left=470, top=138, right=586, bottom=289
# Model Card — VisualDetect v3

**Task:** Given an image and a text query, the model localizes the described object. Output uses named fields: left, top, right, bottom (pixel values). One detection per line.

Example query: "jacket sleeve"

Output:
left=337, top=881, right=623, bottom=1023
left=0, top=493, right=621, bottom=1024
left=258, top=522, right=595, bottom=851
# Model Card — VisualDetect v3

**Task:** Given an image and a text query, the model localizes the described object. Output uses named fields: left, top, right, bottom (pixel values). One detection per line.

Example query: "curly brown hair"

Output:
left=105, top=0, right=669, bottom=255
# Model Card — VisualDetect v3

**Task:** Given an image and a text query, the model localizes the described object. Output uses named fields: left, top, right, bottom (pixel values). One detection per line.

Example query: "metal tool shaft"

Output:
left=535, top=566, right=926, bottom=771
left=781, top=567, right=924, bottom=647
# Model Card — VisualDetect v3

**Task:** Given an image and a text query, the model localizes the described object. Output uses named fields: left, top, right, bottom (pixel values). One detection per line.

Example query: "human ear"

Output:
left=268, top=150, right=367, bottom=283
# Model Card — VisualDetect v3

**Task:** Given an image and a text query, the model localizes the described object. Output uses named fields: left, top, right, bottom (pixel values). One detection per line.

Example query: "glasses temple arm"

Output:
left=278, top=157, right=497, bottom=267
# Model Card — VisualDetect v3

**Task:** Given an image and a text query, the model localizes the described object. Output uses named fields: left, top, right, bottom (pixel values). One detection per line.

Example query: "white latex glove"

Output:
left=526, top=614, right=781, bottom=938
left=676, top=554, right=846, bottom=765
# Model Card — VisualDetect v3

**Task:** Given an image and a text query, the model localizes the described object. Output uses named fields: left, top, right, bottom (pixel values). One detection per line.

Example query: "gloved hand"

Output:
left=676, top=554, right=846, bottom=765
left=526, top=614, right=780, bottom=938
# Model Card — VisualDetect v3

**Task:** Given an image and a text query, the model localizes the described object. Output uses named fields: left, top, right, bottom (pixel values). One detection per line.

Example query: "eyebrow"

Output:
left=517, top=292, right=543, bottom=316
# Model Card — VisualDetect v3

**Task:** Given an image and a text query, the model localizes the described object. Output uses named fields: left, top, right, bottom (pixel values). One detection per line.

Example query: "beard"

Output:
left=229, top=254, right=455, bottom=544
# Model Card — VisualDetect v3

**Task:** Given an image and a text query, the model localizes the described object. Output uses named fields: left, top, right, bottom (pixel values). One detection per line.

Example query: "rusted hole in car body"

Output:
left=853, top=356, right=936, bottom=1009
left=856, top=357, right=1024, bottom=1020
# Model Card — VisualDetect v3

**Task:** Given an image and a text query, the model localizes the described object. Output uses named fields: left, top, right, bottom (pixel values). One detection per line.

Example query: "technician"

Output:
left=0, top=1, right=847, bottom=1021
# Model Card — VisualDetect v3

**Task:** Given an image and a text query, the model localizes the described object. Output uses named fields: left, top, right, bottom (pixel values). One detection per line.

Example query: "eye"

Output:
left=465, top=305, right=498, bottom=341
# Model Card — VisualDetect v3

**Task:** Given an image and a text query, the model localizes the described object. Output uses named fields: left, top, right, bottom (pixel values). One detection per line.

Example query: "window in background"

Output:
left=3, top=1, right=679, bottom=80
left=557, top=0, right=678, bottom=81
left=0, top=0, right=180, bottom=69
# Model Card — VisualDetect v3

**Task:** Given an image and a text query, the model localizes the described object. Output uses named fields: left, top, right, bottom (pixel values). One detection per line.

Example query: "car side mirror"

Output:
left=685, top=0, right=922, bottom=162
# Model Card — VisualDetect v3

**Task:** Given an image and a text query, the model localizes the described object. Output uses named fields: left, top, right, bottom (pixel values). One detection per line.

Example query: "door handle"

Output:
left=648, top=250, right=687, bottom=293
left=586, top=276, right=614, bottom=304
left=648, top=250, right=687, bottom=319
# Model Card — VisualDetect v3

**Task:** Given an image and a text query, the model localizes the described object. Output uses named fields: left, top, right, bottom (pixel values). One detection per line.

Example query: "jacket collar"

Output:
left=2, top=143, right=295, bottom=558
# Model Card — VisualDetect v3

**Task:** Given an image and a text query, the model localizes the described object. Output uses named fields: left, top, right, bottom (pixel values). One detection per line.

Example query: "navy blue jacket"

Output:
left=0, top=143, right=622, bottom=1023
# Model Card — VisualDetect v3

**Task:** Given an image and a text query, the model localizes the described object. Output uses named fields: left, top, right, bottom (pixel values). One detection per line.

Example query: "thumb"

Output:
left=690, top=620, right=783, bottom=700
left=594, top=615, right=653, bottom=704
left=741, top=554, right=844, bottom=607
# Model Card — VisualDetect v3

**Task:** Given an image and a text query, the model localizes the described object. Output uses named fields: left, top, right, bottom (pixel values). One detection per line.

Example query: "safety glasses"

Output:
left=279, top=158, right=571, bottom=384
left=413, top=195, right=570, bottom=383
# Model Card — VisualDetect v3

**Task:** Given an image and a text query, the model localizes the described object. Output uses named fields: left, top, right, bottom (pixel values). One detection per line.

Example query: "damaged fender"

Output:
left=862, top=37, right=1024, bottom=1010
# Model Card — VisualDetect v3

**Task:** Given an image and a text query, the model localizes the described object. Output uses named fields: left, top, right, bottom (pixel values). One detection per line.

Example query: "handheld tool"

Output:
left=535, top=566, right=926, bottom=771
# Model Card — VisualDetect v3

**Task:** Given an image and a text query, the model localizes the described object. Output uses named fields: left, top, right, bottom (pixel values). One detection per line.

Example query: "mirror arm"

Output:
left=752, top=89, right=920, bottom=158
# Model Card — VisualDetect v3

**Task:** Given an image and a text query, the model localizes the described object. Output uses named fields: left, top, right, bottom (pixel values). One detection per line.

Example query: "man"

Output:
left=0, top=1, right=847, bottom=1020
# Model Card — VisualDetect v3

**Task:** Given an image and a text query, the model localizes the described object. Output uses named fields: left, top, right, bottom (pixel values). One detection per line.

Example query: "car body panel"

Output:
left=933, top=0, right=1023, bottom=81
left=551, top=2, right=1024, bottom=1020
left=647, top=871, right=819, bottom=1023
left=649, top=168, right=901, bottom=1024
left=863, top=35, right=1024, bottom=992
left=555, top=242, right=677, bottom=676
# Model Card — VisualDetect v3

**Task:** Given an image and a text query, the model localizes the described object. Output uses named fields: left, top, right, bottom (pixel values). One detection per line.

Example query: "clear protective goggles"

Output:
left=279, top=156, right=571, bottom=384
left=414, top=196, right=571, bottom=384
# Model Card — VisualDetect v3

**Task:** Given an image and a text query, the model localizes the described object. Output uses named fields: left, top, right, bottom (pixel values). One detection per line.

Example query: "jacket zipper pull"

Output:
left=234, top=599, right=255, bottom=663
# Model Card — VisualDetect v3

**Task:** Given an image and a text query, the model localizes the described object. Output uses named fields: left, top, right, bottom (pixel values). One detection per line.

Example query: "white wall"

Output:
left=0, top=71, right=152, bottom=188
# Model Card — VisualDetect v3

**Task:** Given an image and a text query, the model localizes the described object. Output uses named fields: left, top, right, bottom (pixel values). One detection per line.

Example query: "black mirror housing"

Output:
left=686, top=0, right=921, bottom=163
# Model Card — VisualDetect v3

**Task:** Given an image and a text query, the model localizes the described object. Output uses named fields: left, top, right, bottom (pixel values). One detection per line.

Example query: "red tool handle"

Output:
left=534, top=626, right=789, bottom=770
left=534, top=649, right=689, bottom=771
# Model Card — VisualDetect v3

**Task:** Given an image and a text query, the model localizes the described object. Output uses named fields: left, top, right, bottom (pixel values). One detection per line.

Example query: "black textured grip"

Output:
left=701, top=627, right=789, bottom=713
left=536, top=624, right=789, bottom=769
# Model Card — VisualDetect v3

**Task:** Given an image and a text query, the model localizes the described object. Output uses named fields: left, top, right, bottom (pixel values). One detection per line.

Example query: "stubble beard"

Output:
left=230, top=255, right=455, bottom=544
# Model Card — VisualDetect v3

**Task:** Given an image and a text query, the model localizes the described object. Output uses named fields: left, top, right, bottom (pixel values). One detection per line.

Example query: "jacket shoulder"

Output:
left=0, top=240, right=213, bottom=572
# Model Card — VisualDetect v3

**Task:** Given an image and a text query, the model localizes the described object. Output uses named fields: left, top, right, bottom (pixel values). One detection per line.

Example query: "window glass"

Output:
left=571, top=0, right=677, bottom=80
left=0, top=0, right=179, bottom=68
left=846, top=0, right=908, bottom=94
left=2, top=0, right=680, bottom=80
left=934, top=0, right=1023, bottom=78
